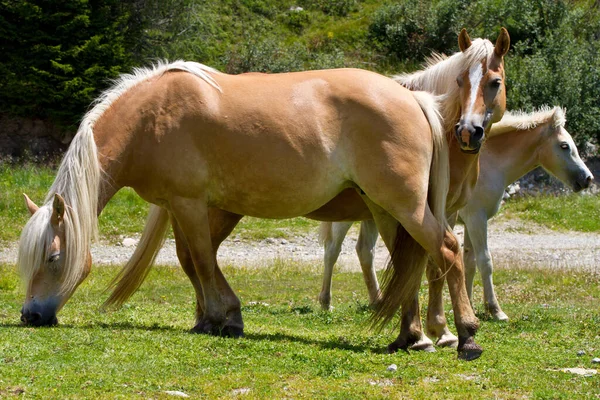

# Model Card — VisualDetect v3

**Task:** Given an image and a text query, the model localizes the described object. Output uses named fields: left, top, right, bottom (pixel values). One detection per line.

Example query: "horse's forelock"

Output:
left=17, top=205, right=54, bottom=287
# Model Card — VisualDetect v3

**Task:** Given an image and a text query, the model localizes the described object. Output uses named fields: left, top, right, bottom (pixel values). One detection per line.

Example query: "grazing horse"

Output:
left=104, top=29, right=509, bottom=359
left=19, top=62, right=471, bottom=352
left=319, top=106, right=593, bottom=325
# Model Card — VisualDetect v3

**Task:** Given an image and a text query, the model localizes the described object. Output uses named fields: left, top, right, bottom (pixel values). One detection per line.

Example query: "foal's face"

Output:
left=19, top=194, right=92, bottom=326
left=455, top=28, right=510, bottom=153
left=539, top=125, right=593, bottom=192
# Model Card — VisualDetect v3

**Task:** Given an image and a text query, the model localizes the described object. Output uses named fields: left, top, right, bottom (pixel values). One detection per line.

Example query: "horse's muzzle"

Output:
left=455, top=123, right=485, bottom=154
left=20, top=307, right=58, bottom=327
left=573, top=174, right=593, bottom=192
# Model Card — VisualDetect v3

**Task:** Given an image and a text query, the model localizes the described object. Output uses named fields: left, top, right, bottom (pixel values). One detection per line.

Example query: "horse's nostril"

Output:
left=29, top=312, right=42, bottom=323
left=473, top=126, right=484, bottom=141
left=584, top=175, right=593, bottom=188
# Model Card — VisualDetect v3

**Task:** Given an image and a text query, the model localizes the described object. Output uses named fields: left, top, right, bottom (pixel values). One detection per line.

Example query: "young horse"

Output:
left=104, top=29, right=509, bottom=359
left=319, top=106, right=592, bottom=323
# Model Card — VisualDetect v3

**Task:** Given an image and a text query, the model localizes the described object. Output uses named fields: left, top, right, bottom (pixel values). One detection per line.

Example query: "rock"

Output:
left=289, top=6, right=303, bottom=11
left=592, top=358, right=600, bottom=364
left=387, top=364, right=397, bottom=372
left=231, top=388, right=251, bottom=395
left=577, top=350, right=586, bottom=356
left=558, top=368, right=597, bottom=377
left=164, top=391, right=189, bottom=397
left=122, top=237, right=137, bottom=247
left=265, top=238, right=276, bottom=244
left=281, top=239, right=288, bottom=245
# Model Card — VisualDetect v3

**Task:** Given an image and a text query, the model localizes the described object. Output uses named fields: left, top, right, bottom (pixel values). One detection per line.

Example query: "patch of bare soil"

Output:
left=2, top=219, right=599, bottom=274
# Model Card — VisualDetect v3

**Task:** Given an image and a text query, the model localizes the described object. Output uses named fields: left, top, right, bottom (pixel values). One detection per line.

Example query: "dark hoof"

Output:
left=387, top=339, right=411, bottom=354
left=457, top=336, right=483, bottom=361
left=190, top=320, right=244, bottom=338
left=221, top=324, right=244, bottom=338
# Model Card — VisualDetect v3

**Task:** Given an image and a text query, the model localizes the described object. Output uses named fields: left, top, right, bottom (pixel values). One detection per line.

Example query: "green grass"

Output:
left=501, top=193, right=600, bottom=232
left=0, top=263, right=599, bottom=398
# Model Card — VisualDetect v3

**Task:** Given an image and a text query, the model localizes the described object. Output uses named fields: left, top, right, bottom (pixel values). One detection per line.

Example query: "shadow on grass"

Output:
left=244, top=331, right=384, bottom=354
left=0, top=321, right=390, bottom=353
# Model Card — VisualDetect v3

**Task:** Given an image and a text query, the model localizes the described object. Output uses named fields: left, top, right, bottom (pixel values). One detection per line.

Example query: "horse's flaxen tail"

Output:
left=103, top=205, right=170, bottom=309
left=318, top=221, right=333, bottom=245
left=371, top=91, right=449, bottom=329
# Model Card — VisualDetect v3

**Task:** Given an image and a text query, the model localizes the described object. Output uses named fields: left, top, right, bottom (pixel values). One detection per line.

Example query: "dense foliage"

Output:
left=1, top=0, right=599, bottom=148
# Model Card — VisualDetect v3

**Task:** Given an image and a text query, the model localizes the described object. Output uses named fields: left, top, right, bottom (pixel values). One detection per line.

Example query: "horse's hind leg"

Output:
left=366, top=195, right=481, bottom=360
left=319, top=221, right=353, bottom=310
left=169, top=197, right=243, bottom=337
left=356, top=219, right=382, bottom=308
left=365, top=203, right=434, bottom=353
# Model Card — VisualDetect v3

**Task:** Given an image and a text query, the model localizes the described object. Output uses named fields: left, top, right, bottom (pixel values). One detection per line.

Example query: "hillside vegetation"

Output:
left=1, top=0, right=599, bottom=147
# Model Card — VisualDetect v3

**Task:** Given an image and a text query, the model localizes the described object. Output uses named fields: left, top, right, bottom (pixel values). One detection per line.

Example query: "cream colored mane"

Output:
left=393, top=39, right=495, bottom=133
left=18, top=61, right=220, bottom=293
left=489, top=106, right=566, bottom=137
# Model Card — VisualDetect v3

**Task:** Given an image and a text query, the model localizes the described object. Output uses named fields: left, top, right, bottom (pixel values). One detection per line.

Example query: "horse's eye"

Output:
left=560, top=142, right=570, bottom=150
left=48, top=254, right=60, bottom=263
left=490, top=78, right=502, bottom=88
left=456, top=76, right=464, bottom=87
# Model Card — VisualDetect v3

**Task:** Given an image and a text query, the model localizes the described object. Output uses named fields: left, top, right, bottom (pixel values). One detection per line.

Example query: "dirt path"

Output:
left=4, top=218, right=600, bottom=274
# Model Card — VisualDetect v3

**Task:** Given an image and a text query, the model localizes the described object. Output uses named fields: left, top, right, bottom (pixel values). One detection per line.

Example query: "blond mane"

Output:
left=18, top=61, right=220, bottom=293
left=393, top=39, right=495, bottom=133
left=489, top=106, right=566, bottom=137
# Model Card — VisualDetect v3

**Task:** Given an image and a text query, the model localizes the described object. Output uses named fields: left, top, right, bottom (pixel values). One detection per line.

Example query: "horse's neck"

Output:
left=93, top=111, right=133, bottom=214
left=485, top=125, right=545, bottom=188
left=447, top=137, right=480, bottom=214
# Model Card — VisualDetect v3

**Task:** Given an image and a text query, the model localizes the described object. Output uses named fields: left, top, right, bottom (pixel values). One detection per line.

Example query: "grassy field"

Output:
left=0, top=262, right=599, bottom=398
left=502, top=192, right=600, bottom=232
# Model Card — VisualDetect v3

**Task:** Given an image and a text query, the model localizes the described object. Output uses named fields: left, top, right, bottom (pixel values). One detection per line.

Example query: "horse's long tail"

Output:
left=103, top=205, right=170, bottom=308
left=371, top=91, right=449, bottom=329
left=318, top=221, right=333, bottom=245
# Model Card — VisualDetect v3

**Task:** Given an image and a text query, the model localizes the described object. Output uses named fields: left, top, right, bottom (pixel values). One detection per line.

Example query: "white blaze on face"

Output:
left=465, top=62, right=484, bottom=123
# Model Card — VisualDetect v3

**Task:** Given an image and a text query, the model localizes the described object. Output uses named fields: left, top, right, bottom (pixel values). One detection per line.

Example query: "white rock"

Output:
left=281, top=239, right=288, bottom=244
left=232, top=388, right=251, bottom=395
left=164, top=391, right=189, bottom=398
left=577, top=350, right=586, bottom=356
left=289, top=6, right=303, bottom=11
left=122, top=237, right=137, bottom=247
left=387, top=364, right=397, bottom=372
left=592, top=358, right=600, bottom=364
left=559, top=368, right=597, bottom=376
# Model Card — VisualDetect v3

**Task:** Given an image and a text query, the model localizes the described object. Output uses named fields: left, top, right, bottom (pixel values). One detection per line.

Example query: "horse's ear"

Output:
left=51, top=193, right=65, bottom=226
left=494, top=27, right=510, bottom=57
left=458, top=28, right=472, bottom=52
left=23, top=193, right=39, bottom=215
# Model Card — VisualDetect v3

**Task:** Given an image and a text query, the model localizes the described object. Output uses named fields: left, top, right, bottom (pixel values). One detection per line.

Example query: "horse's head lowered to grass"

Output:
left=19, top=193, right=93, bottom=326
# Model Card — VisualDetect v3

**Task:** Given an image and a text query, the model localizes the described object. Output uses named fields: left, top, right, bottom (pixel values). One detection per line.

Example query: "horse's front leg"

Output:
left=170, top=208, right=243, bottom=328
left=425, top=260, right=459, bottom=348
left=463, top=212, right=508, bottom=321
left=169, top=197, right=243, bottom=337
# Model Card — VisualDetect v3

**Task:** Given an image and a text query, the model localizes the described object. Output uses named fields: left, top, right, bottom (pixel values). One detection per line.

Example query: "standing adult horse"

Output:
left=18, top=63, right=468, bottom=351
left=318, top=106, right=592, bottom=323
left=104, top=29, right=509, bottom=358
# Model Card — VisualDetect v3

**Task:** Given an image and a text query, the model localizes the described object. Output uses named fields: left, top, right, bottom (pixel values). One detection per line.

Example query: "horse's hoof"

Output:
left=457, top=337, right=483, bottom=361
left=221, top=324, right=244, bottom=338
left=436, top=333, right=459, bottom=348
left=410, top=337, right=436, bottom=353
left=493, top=311, right=509, bottom=322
